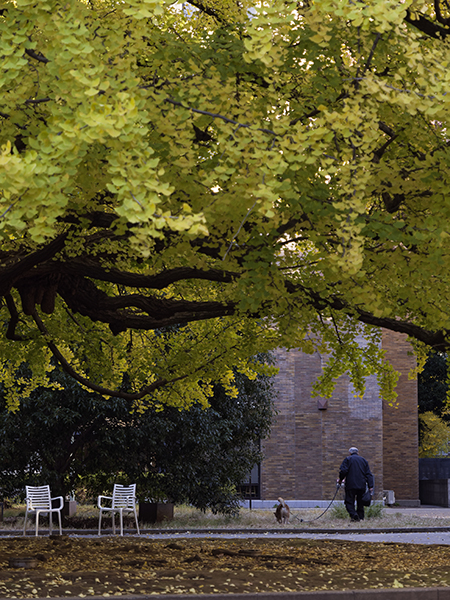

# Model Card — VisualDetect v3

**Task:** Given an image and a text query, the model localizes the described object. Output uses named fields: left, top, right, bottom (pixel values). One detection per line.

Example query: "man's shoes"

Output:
left=350, top=515, right=360, bottom=522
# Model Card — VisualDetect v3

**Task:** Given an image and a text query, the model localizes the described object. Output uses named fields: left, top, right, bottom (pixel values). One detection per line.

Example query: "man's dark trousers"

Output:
left=345, top=488, right=365, bottom=520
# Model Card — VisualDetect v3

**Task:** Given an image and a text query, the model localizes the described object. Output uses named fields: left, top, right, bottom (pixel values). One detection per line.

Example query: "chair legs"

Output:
left=99, top=509, right=118, bottom=534
left=23, top=510, right=28, bottom=536
left=24, top=509, right=62, bottom=536
left=133, top=508, right=140, bottom=535
left=57, top=510, right=62, bottom=535
left=35, top=511, right=41, bottom=536
left=51, top=510, right=62, bottom=535
left=98, top=508, right=139, bottom=536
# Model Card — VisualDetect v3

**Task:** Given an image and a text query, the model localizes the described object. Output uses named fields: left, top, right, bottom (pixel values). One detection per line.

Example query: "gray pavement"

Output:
left=12, top=505, right=450, bottom=545
left=32, top=505, right=450, bottom=545
left=137, top=505, right=450, bottom=545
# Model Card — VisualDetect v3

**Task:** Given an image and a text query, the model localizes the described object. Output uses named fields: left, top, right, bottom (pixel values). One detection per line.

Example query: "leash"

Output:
left=291, top=483, right=342, bottom=523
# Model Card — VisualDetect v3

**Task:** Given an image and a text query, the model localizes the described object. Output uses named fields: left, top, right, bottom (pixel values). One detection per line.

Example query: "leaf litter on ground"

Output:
left=1, top=535, right=450, bottom=598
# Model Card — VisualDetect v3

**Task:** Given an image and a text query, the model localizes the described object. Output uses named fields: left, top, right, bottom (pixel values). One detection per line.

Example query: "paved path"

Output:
left=13, top=505, right=450, bottom=545
left=135, top=528, right=450, bottom=545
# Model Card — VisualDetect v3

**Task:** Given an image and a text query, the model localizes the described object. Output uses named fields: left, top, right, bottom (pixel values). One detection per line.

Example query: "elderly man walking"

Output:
left=338, top=447, right=374, bottom=522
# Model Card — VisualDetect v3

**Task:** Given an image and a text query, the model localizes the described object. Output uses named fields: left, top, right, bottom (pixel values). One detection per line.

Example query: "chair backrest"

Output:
left=112, top=484, right=136, bottom=508
left=25, top=485, right=51, bottom=510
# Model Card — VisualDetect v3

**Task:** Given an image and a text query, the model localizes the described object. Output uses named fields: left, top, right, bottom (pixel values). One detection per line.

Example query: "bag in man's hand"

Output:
left=362, top=488, right=372, bottom=507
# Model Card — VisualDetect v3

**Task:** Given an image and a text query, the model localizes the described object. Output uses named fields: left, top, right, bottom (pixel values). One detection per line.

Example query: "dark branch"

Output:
left=24, top=48, right=50, bottom=64
left=284, top=281, right=450, bottom=352
left=31, top=310, right=169, bottom=400
left=186, top=1, right=228, bottom=24
left=0, top=233, right=67, bottom=295
left=4, top=294, right=25, bottom=341
left=404, top=9, right=450, bottom=38
left=163, top=97, right=278, bottom=136
left=434, top=0, right=450, bottom=26
left=55, top=274, right=237, bottom=335
left=25, top=97, right=52, bottom=105
left=60, top=261, right=238, bottom=289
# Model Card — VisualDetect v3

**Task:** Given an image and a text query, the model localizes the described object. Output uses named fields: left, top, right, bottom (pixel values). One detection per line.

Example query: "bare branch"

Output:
left=163, top=97, right=278, bottom=136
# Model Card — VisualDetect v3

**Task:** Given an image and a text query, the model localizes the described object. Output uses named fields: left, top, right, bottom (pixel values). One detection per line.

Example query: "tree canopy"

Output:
left=2, top=0, right=450, bottom=408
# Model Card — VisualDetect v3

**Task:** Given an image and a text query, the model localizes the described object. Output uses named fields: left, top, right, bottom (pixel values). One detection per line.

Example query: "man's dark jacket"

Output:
left=339, top=454, right=374, bottom=490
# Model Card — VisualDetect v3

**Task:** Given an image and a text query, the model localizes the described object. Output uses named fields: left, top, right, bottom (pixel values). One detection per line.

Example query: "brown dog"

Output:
left=274, top=497, right=290, bottom=524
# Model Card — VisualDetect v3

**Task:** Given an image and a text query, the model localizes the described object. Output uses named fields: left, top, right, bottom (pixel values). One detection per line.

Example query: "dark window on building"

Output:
left=238, top=463, right=260, bottom=499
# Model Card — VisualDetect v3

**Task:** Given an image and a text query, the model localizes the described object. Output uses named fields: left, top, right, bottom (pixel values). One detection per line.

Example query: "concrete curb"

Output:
left=12, top=525, right=450, bottom=537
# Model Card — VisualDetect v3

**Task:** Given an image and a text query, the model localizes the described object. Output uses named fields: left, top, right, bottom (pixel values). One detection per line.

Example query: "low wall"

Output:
left=419, top=458, right=450, bottom=480
left=419, top=479, right=450, bottom=507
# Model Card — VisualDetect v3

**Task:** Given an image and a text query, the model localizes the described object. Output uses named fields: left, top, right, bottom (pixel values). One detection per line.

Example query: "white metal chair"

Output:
left=98, top=483, right=140, bottom=536
left=23, top=485, right=64, bottom=536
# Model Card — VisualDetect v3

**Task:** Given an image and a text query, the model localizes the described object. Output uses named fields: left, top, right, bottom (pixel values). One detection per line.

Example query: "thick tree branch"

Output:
left=4, top=294, right=25, bottom=341
left=404, top=9, right=450, bottom=38
left=0, top=233, right=67, bottom=295
left=60, top=261, right=238, bottom=288
left=56, top=274, right=236, bottom=335
left=284, top=281, right=450, bottom=351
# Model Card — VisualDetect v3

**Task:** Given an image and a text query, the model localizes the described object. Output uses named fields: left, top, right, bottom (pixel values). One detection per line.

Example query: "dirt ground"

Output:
left=1, top=535, right=450, bottom=598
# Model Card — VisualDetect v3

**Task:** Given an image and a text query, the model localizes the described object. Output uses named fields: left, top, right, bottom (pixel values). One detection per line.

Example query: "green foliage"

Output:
left=0, top=360, right=275, bottom=514
left=330, top=503, right=349, bottom=519
left=419, top=411, right=450, bottom=457
left=418, top=352, right=450, bottom=417
left=2, top=0, right=450, bottom=407
left=418, top=352, right=450, bottom=454
left=365, top=503, right=384, bottom=519
left=331, top=501, right=384, bottom=519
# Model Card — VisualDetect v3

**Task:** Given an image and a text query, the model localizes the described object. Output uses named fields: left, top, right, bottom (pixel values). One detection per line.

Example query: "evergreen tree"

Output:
left=0, top=359, right=275, bottom=514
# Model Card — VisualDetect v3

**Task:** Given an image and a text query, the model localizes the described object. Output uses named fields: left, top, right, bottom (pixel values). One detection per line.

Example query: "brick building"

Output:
left=256, top=330, right=419, bottom=507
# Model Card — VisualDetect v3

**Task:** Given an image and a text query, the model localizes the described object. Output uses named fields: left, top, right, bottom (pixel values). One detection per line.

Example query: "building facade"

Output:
left=259, top=330, right=419, bottom=506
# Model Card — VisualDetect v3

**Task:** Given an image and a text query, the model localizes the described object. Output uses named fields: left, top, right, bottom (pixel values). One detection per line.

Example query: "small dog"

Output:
left=274, top=497, right=290, bottom=524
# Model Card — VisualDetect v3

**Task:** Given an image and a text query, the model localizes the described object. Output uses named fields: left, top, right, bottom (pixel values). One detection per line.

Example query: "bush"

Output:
left=365, top=502, right=384, bottom=519
left=330, top=501, right=384, bottom=520
left=330, top=503, right=348, bottom=519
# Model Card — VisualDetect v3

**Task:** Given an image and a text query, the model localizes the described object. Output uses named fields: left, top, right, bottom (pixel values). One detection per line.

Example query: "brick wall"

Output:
left=260, top=330, right=418, bottom=502
left=261, top=349, right=323, bottom=499
left=382, top=331, right=419, bottom=503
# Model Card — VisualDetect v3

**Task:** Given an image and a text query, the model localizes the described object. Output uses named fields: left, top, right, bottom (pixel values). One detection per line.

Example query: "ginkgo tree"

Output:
left=2, top=0, right=450, bottom=410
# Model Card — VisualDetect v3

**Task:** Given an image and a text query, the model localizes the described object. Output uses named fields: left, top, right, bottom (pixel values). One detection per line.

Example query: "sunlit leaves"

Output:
left=2, top=0, right=450, bottom=405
